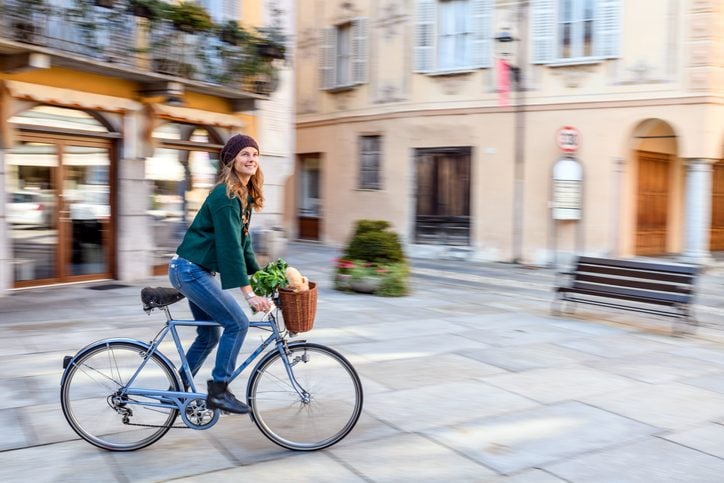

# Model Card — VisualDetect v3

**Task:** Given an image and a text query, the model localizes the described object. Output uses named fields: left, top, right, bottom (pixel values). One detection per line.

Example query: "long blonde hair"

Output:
left=216, top=162, right=265, bottom=211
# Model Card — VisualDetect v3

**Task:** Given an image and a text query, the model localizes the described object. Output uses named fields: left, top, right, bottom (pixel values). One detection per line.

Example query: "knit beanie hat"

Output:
left=220, top=134, right=259, bottom=166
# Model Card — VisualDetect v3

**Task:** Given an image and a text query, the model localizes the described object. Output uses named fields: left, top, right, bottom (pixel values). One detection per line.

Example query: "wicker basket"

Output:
left=278, top=282, right=317, bottom=333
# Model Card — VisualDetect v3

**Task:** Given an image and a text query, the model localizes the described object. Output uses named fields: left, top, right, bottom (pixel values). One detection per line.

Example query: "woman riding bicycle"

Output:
left=168, top=133, right=272, bottom=414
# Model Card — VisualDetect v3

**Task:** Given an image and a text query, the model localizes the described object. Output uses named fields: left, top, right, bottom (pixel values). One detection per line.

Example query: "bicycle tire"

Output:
left=60, top=340, right=179, bottom=451
left=247, top=342, right=363, bottom=451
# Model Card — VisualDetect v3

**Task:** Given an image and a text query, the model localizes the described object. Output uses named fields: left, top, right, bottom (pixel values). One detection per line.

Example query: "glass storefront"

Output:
left=146, top=123, right=221, bottom=273
left=6, top=106, right=113, bottom=286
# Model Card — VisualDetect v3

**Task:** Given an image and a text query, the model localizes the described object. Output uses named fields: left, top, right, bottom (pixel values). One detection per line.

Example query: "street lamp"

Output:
left=494, top=3, right=528, bottom=264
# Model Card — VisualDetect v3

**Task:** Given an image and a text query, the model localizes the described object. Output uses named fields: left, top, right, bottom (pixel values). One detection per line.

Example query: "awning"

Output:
left=3, top=80, right=142, bottom=112
left=150, top=103, right=245, bottom=128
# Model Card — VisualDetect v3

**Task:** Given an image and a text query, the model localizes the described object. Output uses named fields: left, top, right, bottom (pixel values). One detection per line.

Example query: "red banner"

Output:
left=497, top=58, right=510, bottom=107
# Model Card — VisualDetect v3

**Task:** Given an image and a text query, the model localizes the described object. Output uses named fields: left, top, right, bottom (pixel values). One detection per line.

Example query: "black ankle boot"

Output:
left=206, top=380, right=250, bottom=414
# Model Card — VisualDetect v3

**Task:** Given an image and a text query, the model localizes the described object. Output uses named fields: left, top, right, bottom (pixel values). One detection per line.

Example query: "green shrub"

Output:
left=335, top=219, right=409, bottom=297
left=344, top=220, right=405, bottom=264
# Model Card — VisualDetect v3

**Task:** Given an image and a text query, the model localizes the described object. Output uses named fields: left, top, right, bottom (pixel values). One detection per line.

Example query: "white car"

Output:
left=7, top=191, right=54, bottom=227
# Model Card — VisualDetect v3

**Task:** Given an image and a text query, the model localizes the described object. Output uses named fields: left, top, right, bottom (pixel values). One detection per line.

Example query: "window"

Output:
left=415, top=0, right=492, bottom=73
left=531, top=0, right=620, bottom=64
left=559, top=0, right=594, bottom=58
left=359, top=136, right=382, bottom=190
left=321, top=18, right=368, bottom=90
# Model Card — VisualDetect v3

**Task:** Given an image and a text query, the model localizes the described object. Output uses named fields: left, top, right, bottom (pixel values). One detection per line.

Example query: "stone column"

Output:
left=682, top=158, right=715, bottom=264
left=116, top=111, right=153, bottom=281
left=0, top=149, right=10, bottom=295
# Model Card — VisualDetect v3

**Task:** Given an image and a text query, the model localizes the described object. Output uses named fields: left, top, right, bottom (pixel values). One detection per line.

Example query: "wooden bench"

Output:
left=552, top=256, right=700, bottom=334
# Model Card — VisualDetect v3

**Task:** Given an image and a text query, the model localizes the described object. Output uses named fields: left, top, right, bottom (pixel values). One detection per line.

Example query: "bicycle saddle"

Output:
left=141, top=287, right=185, bottom=311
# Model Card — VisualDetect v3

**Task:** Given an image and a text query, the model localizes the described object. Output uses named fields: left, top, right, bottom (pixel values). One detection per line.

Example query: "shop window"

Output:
left=146, top=123, right=221, bottom=272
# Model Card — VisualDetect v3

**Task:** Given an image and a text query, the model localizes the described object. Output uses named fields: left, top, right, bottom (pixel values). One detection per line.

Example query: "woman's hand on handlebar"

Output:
left=248, top=295, right=272, bottom=313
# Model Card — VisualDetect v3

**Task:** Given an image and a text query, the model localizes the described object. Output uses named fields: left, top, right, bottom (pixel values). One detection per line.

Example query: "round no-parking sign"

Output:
left=556, top=126, right=581, bottom=153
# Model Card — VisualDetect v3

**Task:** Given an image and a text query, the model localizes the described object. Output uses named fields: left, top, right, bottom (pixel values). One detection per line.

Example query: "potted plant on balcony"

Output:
left=9, top=0, right=47, bottom=44
left=128, top=0, right=162, bottom=20
left=218, top=20, right=250, bottom=46
left=166, top=1, right=213, bottom=34
left=256, top=26, right=286, bottom=60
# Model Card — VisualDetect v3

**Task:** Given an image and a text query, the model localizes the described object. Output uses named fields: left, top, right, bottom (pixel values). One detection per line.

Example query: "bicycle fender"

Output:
left=60, top=338, right=180, bottom=388
left=246, top=340, right=308, bottom=399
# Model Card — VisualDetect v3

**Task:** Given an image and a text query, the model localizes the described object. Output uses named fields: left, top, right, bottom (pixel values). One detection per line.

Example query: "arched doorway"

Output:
left=7, top=105, right=117, bottom=287
left=146, top=122, right=223, bottom=274
left=710, top=161, right=724, bottom=251
left=631, top=119, right=681, bottom=256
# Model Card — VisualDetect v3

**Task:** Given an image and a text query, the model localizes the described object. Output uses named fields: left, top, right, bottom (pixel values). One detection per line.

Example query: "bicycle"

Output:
left=60, top=286, right=363, bottom=452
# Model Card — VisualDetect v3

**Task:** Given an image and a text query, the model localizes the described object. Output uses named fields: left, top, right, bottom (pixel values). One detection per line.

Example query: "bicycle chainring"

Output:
left=181, top=398, right=220, bottom=430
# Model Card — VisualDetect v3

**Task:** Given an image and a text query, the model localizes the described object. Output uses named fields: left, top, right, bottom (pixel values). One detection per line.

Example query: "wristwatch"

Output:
left=245, top=292, right=256, bottom=300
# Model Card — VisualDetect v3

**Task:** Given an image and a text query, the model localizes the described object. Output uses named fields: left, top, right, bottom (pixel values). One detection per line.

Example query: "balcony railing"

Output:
left=0, top=0, right=280, bottom=96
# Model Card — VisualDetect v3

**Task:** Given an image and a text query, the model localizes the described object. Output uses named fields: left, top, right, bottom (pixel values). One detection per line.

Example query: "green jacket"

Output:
left=176, top=184, right=260, bottom=289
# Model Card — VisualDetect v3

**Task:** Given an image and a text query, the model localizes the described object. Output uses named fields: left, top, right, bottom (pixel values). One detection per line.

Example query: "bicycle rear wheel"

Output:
left=60, top=340, right=179, bottom=451
left=247, top=342, right=363, bottom=450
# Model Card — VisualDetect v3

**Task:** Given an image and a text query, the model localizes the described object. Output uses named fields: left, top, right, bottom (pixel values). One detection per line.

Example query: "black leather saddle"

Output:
left=141, top=287, right=185, bottom=312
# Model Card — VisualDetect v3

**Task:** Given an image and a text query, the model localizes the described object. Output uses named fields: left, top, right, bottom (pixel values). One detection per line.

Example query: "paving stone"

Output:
left=427, top=401, right=656, bottom=474
left=363, top=380, right=537, bottom=433
left=459, top=323, right=588, bottom=348
left=483, top=366, right=637, bottom=404
left=584, top=350, right=724, bottom=384
left=580, top=382, right=724, bottom=430
left=338, top=332, right=490, bottom=363
left=174, top=451, right=363, bottom=482
left=330, top=432, right=497, bottom=482
left=544, top=437, right=724, bottom=482
left=684, top=371, right=724, bottom=394
left=0, top=408, right=30, bottom=451
left=356, top=352, right=506, bottom=390
left=491, top=469, right=567, bottom=482
left=461, top=342, right=603, bottom=372
left=662, top=422, right=724, bottom=459
left=0, top=440, right=118, bottom=482
left=556, top=333, right=676, bottom=358
left=110, top=429, right=236, bottom=482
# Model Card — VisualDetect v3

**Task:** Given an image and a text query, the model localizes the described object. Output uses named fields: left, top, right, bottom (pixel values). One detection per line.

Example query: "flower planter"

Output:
left=350, top=276, right=382, bottom=294
left=334, top=273, right=352, bottom=290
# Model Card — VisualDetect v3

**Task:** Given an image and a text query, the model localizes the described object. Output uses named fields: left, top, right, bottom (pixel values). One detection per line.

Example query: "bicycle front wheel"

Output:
left=60, top=341, right=179, bottom=451
left=247, top=342, right=363, bottom=451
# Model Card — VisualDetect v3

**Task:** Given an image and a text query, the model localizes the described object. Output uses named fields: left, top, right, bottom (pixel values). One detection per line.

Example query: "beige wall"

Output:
left=296, top=0, right=724, bottom=264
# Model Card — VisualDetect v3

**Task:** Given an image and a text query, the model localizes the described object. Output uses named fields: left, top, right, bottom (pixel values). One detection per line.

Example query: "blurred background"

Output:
left=0, top=0, right=722, bottom=295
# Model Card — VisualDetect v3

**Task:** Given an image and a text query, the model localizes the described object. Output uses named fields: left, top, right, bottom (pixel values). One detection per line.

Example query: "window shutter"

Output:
left=352, top=18, right=368, bottom=84
left=415, top=0, right=435, bottom=72
left=595, top=0, right=621, bottom=58
left=223, top=0, right=239, bottom=22
left=530, top=0, right=555, bottom=63
left=320, top=27, right=337, bottom=89
left=471, top=0, right=492, bottom=68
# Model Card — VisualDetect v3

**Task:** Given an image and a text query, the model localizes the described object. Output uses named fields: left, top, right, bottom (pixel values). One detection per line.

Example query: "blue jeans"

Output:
left=168, top=256, right=249, bottom=383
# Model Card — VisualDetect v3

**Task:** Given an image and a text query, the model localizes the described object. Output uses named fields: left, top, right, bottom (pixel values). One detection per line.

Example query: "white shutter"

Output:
left=530, top=0, right=555, bottom=64
left=595, top=0, right=620, bottom=58
left=223, top=0, right=239, bottom=22
left=352, top=18, right=368, bottom=84
left=415, top=0, right=435, bottom=72
left=320, top=27, right=337, bottom=89
left=471, top=0, right=492, bottom=68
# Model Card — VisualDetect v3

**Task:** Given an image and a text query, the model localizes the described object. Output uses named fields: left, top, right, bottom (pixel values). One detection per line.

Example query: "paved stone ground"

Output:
left=2, top=242, right=724, bottom=482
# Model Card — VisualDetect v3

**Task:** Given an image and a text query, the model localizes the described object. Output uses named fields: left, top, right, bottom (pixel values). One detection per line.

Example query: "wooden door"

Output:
left=297, top=154, right=321, bottom=240
left=635, top=151, right=670, bottom=255
left=710, top=161, right=724, bottom=250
